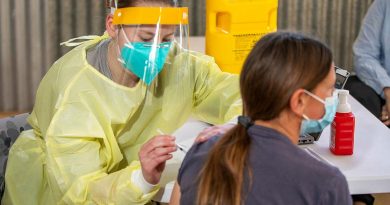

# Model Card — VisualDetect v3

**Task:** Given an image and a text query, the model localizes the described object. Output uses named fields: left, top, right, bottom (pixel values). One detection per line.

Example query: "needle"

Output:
left=175, top=143, right=188, bottom=153
left=157, top=129, right=188, bottom=153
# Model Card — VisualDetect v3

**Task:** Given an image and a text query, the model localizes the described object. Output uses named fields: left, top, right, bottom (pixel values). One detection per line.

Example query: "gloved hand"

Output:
left=139, top=135, right=177, bottom=185
left=194, top=123, right=235, bottom=143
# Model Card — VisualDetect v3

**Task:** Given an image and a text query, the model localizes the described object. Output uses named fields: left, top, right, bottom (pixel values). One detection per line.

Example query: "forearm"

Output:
left=52, top=161, right=159, bottom=205
left=354, top=59, right=390, bottom=96
left=384, top=87, right=390, bottom=101
left=86, top=162, right=160, bottom=205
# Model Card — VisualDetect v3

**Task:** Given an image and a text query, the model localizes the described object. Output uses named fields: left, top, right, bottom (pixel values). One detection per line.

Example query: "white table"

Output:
left=302, top=95, right=390, bottom=195
left=152, top=37, right=390, bottom=202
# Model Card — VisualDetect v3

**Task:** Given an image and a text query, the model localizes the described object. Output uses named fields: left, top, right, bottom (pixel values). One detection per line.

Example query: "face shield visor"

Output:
left=112, top=6, right=189, bottom=86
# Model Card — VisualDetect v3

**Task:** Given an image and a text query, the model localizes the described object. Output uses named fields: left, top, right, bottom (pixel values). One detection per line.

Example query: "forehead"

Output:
left=134, top=2, right=172, bottom=7
left=123, top=25, right=176, bottom=33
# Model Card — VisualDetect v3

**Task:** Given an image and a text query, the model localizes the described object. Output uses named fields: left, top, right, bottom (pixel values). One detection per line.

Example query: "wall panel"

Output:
left=0, top=0, right=374, bottom=111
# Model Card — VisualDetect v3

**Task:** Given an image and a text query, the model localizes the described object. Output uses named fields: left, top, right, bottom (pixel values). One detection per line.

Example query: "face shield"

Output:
left=112, top=6, right=190, bottom=86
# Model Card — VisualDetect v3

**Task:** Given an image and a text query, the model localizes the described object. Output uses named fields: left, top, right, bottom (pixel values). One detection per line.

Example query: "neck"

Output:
left=107, top=40, right=140, bottom=87
left=253, top=111, right=301, bottom=144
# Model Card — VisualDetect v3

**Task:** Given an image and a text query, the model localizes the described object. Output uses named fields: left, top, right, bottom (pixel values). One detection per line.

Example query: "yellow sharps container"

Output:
left=206, top=0, right=278, bottom=74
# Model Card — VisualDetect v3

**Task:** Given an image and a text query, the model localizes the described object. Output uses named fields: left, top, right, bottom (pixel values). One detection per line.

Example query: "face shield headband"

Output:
left=112, top=7, right=189, bottom=85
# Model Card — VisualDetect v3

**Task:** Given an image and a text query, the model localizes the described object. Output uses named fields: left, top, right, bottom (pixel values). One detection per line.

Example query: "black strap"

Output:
left=238, top=116, right=253, bottom=129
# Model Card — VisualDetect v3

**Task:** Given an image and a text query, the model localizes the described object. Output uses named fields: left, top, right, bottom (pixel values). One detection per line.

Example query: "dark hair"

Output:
left=197, top=32, right=333, bottom=205
left=106, top=0, right=176, bottom=8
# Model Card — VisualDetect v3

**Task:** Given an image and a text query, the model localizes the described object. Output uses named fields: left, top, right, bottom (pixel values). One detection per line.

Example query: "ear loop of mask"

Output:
left=113, top=27, right=127, bottom=84
left=304, top=90, right=326, bottom=104
left=302, top=90, right=327, bottom=120
left=116, top=25, right=133, bottom=65
left=114, top=26, right=139, bottom=86
left=125, top=26, right=149, bottom=100
left=115, top=25, right=148, bottom=98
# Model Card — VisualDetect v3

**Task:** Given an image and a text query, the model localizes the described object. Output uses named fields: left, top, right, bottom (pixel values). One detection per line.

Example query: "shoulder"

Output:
left=45, top=53, right=81, bottom=84
left=184, top=50, right=220, bottom=72
left=40, top=39, right=103, bottom=93
left=189, top=135, right=221, bottom=156
left=368, top=0, right=388, bottom=12
left=292, top=147, right=343, bottom=179
left=188, top=50, right=216, bottom=63
left=318, top=167, right=351, bottom=204
left=185, top=51, right=220, bottom=76
left=182, top=135, right=221, bottom=167
left=266, top=140, right=346, bottom=187
left=185, top=50, right=238, bottom=82
left=378, top=0, right=389, bottom=6
left=165, top=49, right=221, bottom=81
left=293, top=148, right=350, bottom=194
left=278, top=147, right=351, bottom=204
left=178, top=135, right=222, bottom=183
left=32, top=38, right=105, bottom=124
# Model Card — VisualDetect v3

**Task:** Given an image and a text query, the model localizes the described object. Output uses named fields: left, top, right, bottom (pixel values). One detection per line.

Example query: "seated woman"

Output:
left=170, top=32, right=352, bottom=205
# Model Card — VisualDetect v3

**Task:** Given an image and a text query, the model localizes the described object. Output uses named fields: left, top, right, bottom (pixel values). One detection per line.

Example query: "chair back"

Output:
left=0, top=113, right=31, bottom=199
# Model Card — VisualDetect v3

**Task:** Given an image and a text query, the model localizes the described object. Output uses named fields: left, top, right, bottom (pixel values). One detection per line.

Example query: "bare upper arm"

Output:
left=169, top=181, right=181, bottom=205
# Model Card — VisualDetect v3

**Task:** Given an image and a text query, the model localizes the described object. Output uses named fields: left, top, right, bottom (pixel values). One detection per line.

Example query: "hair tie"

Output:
left=238, top=116, right=253, bottom=129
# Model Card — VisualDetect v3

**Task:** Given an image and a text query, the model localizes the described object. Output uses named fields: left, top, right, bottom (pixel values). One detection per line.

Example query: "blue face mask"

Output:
left=300, top=90, right=338, bottom=135
left=120, top=42, right=172, bottom=85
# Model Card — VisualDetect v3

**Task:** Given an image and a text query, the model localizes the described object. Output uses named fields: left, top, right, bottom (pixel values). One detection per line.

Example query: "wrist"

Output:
left=384, top=87, right=390, bottom=100
left=141, top=169, right=159, bottom=185
left=131, top=169, right=158, bottom=194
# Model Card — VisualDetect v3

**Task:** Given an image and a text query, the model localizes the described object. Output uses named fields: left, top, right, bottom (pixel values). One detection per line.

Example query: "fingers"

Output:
left=139, top=136, right=177, bottom=162
left=153, top=154, right=173, bottom=166
left=195, top=130, right=219, bottom=143
left=142, top=146, right=177, bottom=159
left=139, top=135, right=177, bottom=184
left=143, top=154, right=173, bottom=174
left=141, top=135, right=176, bottom=154
left=195, top=124, right=235, bottom=143
left=381, top=105, right=390, bottom=125
left=195, top=126, right=221, bottom=143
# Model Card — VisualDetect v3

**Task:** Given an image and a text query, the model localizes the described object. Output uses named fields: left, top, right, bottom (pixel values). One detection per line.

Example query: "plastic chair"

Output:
left=0, top=113, right=31, bottom=200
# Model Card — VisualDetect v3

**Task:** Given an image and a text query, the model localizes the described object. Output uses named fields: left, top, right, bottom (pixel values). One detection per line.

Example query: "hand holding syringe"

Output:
left=157, top=129, right=188, bottom=153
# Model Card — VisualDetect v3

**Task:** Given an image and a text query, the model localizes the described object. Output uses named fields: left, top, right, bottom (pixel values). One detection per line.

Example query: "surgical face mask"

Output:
left=300, top=90, right=338, bottom=135
left=119, top=42, right=172, bottom=85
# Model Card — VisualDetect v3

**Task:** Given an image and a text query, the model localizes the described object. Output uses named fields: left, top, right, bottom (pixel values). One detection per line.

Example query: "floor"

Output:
left=0, top=112, right=21, bottom=118
left=373, top=193, right=390, bottom=205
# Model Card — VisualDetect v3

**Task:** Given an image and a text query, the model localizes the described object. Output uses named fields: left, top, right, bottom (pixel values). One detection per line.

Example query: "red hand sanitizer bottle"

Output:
left=330, top=90, right=355, bottom=155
